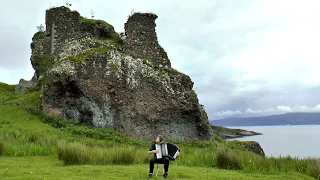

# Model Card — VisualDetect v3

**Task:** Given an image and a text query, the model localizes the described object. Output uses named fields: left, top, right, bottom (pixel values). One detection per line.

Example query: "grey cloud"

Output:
left=2, top=0, right=320, bottom=121
left=0, top=28, right=32, bottom=68
left=208, top=85, right=320, bottom=119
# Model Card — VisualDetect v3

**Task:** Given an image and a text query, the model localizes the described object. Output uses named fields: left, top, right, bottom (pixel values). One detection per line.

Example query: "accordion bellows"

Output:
left=155, top=142, right=180, bottom=160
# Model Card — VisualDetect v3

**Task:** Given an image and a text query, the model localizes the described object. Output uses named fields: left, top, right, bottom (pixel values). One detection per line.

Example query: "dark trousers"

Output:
left=149, top=156, right=170, bottom=174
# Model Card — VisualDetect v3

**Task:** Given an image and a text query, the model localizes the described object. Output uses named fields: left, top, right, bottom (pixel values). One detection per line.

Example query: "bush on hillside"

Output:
left=216, top=148, right=242, bottom=170
left=0, top=140, right=4, bottom=155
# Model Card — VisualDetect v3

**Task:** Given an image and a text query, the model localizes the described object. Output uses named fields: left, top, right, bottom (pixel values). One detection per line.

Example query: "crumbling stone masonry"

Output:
left=45, top=6, right=117, bottom=57
left=45, top=6, right=81, bottom=56
left=124, top=13, right=171, bottom=68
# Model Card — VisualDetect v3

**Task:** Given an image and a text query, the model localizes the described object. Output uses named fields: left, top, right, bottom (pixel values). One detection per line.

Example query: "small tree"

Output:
left=120, top=32, right=125, bottom=40
left=36, top=24, right=44, bottom=32
left=128, top=9, right=135, bottom=18
left=90, top=10, right=94, bottom=18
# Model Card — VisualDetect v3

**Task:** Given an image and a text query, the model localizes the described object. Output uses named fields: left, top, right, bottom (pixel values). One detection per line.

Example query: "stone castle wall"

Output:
left=45, top=6, right=81, bottom=55
left=124, top=13, right=171, bottom=68
left=44, top=6, right=117, bottom=57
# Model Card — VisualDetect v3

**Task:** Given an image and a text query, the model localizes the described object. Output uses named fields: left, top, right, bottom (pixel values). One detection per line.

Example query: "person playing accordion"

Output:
left=148, top=135, right=180, bottom=179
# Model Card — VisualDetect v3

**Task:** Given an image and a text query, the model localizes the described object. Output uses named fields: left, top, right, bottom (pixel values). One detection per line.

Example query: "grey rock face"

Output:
left=15, top=73, right=38, bottom=93
left=32, top=6, right=213, bottom=141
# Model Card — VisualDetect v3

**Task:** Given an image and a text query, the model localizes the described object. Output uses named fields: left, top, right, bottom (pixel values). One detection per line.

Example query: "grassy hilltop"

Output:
left=0, top=82, right=319, bottom=179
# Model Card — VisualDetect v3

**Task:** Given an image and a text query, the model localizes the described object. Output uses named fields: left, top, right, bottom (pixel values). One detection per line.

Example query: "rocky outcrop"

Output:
left=231, top=140, right=265, bottom=156
left=30, top=6, right=213, bottom=141
left=212, top=125, right=262, bottom=139
left=15, top=73, right=38, bottom=94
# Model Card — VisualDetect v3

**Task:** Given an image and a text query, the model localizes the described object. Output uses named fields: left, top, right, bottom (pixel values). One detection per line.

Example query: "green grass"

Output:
left=79, top=16, right=124, bottom=47
left=66, top=38, right=124, bottom=63
left=57, top=141, right=142, bottom=165
left=143, top=59, right=154, bottom=68
left=80, top=16, right=114, bottom=28
left=67, top=47, right=114, bottom=62
left=1, top=82, right=320, bottom=179
left=0, top=156, right=314, bottom=180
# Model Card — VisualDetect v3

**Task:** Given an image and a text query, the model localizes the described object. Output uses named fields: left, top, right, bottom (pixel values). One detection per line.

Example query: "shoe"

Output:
left=163, top=172, right=168, bottom=179
left=148, top=173, right=152, bottom=179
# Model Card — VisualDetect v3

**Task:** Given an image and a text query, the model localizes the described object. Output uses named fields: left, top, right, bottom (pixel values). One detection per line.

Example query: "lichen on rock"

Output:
left=15, top=72, right=38, bottom=94
left=30, top=6, right=213, bottom=141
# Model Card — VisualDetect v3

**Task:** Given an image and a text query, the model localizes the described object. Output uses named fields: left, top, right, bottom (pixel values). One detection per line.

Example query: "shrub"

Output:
left=213, top=133, right=225, bottom=143
left=32, top=31, right=45, bottom=41
left=80, top=16, right=113, bottom=27
left=31, top=54, right=55, bottom=75
left=112, top=32, right=124, bottom=48
left=0, top=140, right=4, bottom=155
left=57, top=141, right=90, bottom=165
left=307, top=158, right=320, bottom=179
left=216, top=148, right=242, bottom=170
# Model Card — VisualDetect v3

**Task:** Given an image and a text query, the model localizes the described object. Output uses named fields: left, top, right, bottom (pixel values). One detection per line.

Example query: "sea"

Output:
left=228, top=125, right=320, bottom=158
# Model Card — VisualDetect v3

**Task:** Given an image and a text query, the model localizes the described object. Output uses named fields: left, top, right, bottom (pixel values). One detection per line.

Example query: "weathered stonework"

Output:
left=30, top=6, right=119, bottom=77
left=30, top=6, right=213, bottom=141
left=124, top=13, right=171, bottom=68
left=45, top=6, right=81, bottom=56
left=45, top=6, right=118, bottom=57
left=43, top=51, right=212, bottom=140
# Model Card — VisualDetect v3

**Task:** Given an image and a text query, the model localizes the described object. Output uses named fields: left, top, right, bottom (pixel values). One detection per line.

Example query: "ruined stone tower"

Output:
left=45, top=6, right=81, bottom=55
left=124, top=13, right=171, bottom=68
left=44, top=6, right=117, bottom=57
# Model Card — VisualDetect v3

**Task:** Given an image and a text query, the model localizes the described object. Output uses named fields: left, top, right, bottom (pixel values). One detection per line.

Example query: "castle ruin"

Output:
left=124, top=13, right=171, bottom=68
left=30, top=6, right=213, bottom=141
left=44, top=6, right=116, bottom=56
left=45, top=6, right=81, bottom=55
left=44, top=6, right=171, bottom=68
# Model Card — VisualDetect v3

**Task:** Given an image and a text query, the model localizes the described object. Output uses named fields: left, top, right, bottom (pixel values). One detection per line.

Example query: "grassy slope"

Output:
left=0, top=82, right=316, bottom=180
left=0, top=156, right=313, bottom=180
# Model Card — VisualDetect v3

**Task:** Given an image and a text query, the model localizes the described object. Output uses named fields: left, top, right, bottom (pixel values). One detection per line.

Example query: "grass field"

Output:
left=0, top=82, right=320, bottom=179
left=0, top=156, right=315, bottom=180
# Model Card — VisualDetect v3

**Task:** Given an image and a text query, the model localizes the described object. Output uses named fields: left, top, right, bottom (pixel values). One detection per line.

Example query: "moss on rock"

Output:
left=80, top=16, right=114, bottom=28
left=67, top=47, right=115, bottom=63
left=31, top=54, right=55, bottom=76
left=32, top=31, right=45, bottom=41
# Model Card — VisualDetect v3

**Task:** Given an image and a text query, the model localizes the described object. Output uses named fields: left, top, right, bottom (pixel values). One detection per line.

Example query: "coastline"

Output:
left=212, top=125, right=262, bottom=139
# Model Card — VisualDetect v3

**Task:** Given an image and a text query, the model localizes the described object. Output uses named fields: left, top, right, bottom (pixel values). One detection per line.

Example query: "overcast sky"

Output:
left=1, top=0, right=320, bottom=120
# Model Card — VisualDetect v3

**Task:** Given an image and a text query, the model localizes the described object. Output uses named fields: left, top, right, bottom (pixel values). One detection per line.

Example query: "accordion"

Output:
left=155, top=142, right=180, bottom=160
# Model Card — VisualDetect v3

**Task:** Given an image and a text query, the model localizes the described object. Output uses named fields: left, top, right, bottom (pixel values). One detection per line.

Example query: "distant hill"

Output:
left=210, top=112, right=320, bottom=126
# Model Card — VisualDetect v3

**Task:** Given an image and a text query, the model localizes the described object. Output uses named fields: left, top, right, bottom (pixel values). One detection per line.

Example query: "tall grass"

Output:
left=175, top=147, right=216, bottom=167
left=0, top=128, right=57, bottom=156
left=1, top=85, right=319, bottom=179
left=236, top=150, right=320, bottom=179
left=216, top=147, right=242, bottom=170
left=1, top=122, right=319, bottom=179
left=0, top=139, right=4, bottom=155
left=1, top=122, right=320, bottom=179
left=57, top=141, right=146, bottom=165
left=4, top=143, right=56, bottom=156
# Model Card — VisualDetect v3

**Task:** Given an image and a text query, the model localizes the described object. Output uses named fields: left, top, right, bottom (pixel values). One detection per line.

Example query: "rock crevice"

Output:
left=30, top=6, right=213, bottom=141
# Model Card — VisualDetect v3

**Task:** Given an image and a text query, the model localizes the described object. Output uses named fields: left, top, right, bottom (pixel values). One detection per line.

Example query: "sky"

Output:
left=1, top=0, right=320, bottom=120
